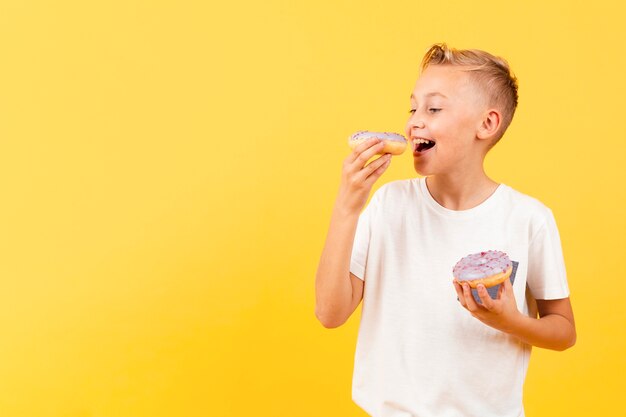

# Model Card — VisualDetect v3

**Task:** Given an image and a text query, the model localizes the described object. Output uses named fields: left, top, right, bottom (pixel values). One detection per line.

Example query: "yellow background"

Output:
left=0, top=1, right=624, bottom=416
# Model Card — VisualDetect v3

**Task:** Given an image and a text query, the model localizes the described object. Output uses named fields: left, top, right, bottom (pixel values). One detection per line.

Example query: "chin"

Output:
left=413, top=161, right=431, bottom=177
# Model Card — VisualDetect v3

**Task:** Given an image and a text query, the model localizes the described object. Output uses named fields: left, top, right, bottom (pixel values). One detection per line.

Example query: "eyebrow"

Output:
left=410, top=92, right=448, bottom=100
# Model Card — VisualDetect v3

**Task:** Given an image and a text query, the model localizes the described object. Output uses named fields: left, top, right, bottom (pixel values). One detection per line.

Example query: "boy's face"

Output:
left=405, top=65, right=488, bottom=177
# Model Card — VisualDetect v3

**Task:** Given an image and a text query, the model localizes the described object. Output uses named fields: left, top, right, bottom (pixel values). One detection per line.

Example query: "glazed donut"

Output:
left=348, top=131, right=407, bottom=155
left=453, top=250, right=512, bottom=289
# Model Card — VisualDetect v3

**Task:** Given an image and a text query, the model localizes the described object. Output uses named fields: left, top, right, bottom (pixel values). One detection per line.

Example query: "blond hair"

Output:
left=420, top=43, right=519, bottom=143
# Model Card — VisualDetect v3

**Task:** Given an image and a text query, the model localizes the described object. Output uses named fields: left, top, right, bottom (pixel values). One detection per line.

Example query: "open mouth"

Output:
left=413, top=138, right=436, bottom=153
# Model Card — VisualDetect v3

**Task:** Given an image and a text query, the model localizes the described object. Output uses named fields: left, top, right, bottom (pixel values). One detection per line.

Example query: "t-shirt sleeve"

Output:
left=526, top=208, right=570, bottom=300
left=350, top=191, right=380, bottom=281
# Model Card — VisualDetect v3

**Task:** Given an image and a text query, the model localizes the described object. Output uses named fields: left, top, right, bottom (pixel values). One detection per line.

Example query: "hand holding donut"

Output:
left=336, top=137, right=392, bottom=215
left=453, top=278, right=522, bottom=332
left=452, top=250, right=522, bottom=332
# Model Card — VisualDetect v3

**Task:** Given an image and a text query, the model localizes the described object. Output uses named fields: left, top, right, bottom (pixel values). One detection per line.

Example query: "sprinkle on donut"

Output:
left=347, top=130, right=408, bottom=155
left=453, top=250, right=512, bottom=282
left=348, top=130, right=407, bottom=143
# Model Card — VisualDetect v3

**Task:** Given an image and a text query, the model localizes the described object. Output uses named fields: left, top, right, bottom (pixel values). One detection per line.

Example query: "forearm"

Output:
left=456, top=282, right=576, bottom=351
left=504, top=311, right=576, bottom=351
left=315, top=138, right=391, bottom=327
left=315, top=204, right=359, bottom=326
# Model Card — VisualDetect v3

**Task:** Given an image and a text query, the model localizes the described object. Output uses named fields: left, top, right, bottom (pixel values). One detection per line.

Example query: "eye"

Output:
left=429, top=108, right=441, bottom=113
left=408, top=109, right=416, bottom=114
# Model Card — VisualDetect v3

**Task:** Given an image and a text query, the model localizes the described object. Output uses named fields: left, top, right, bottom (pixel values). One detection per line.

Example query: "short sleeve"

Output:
left=350, top=191, right=381, bottom=281
left=526, top=208, right=570, bottom=300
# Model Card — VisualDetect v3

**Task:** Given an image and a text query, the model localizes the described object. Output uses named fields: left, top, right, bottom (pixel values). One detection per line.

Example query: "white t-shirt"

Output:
left=349, top=177, right=569, bottom=417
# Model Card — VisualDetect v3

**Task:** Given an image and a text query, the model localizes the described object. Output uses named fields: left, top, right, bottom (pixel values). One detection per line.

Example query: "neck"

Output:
left=425, top=167, right=499, bottom=211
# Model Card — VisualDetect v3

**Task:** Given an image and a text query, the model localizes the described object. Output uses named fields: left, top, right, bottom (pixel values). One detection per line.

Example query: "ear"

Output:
left=476, top=109, right=501, bottom=140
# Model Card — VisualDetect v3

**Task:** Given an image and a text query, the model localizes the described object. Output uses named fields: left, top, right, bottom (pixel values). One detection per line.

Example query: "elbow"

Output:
left=318, top=318, right=345, bottom=329
left=564, top=330, right=577, bottom=350
left=315, top=306, right=347, bottom=329
left=554, top=329, right=577, bottom=351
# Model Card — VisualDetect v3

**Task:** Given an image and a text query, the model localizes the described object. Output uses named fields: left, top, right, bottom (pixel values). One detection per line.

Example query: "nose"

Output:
left=405, top=116, right=425, bottom=134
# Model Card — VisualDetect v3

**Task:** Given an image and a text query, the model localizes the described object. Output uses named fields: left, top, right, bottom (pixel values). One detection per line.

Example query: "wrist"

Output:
left=500, top=310, right=530, bottom=337
left=333, top=198, right=362, bottom=219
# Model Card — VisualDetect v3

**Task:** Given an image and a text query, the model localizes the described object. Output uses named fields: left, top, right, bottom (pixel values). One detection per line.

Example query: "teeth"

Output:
left=412, top=138, right=433, bottom=145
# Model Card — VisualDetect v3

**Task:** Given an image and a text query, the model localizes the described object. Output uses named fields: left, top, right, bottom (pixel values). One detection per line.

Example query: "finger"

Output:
left=362, top=155, right=392, bottom=186
left=359, top=154, right=391, bottom=181
left=347, top=138, right=382, bottom=164
left=363, top=153, right=391, bottom=173
left=462, top=283, right=481, bottom=312
left=501, top=278, right=514, bottom=300
left=477, top=284, right=495, bottom=310
left=453, top=280, right=467, bottom=308
left=350, top=141, right=386, bottom=171
left=496, top=281, right=506, bottom=300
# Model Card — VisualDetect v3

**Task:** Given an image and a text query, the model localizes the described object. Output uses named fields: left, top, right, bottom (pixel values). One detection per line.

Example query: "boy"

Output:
left=315, top=44, right=576, bottom=417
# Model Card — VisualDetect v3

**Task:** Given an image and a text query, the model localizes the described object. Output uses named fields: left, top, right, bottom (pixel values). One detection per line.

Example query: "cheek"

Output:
left=430, top=120, right=454, bottom=143
left=404, top=122, right=412, bottom=138
left=442, top=116, right=475, bottom=142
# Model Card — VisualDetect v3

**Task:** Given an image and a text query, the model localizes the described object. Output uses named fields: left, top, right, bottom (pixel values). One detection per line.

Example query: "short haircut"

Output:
left=420, top=43, right=519, bottom=143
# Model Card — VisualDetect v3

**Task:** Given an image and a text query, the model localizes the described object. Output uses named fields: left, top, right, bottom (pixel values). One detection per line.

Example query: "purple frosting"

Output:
left=348, top=130, right=406, bottom=143
left=453, top=250, right=512, bottom=281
